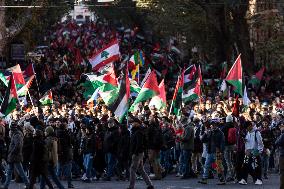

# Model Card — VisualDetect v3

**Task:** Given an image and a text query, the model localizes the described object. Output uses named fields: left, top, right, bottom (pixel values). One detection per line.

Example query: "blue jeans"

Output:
left=160, top=149, right=171, bottom=172
left=180, top=149, right=192, bottom=176
left=105, top=153, right=117, bottom=178
left=83, top=153, right=95, bottom=179
left=57, top=161, right=72, bottom=186
left=4, top=162, right=29, bottom=188
left=40, top=164, right=65, bottom=189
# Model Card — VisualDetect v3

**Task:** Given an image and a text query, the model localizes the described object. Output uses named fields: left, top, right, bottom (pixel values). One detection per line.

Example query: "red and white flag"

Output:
left=89, top=40, right=120, bottom=71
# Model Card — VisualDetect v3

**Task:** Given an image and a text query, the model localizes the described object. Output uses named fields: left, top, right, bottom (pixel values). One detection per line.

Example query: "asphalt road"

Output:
left=8, top=174, right=280, bottom=189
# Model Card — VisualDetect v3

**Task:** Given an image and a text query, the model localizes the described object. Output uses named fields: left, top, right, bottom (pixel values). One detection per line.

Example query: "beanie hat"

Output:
left=45, top=126, right=54, bottom=136
left=226, top=115, right=234, bottom=123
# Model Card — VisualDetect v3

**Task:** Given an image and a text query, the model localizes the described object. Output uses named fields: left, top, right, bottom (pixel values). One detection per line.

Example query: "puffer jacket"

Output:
left=7, top=130, right=24, bottom=163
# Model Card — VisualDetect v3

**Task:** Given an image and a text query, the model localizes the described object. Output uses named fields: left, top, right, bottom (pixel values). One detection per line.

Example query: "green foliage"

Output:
left=5, top=0, right=71, bottom=49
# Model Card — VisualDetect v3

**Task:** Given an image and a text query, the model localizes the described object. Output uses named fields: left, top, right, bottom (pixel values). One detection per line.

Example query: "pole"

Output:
left=137, top=65, right=140, bottom=85
left=27, top=90, right=35, bottom=109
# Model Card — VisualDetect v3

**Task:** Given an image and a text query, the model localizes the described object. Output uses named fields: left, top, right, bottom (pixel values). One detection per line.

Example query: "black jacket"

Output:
left=202, top=128, right=225, bottom=154
left=81, top=133, right=96, bottom=154
left=23, top=134, right=33, bottom=163
left=30, top=136, right=49, bottom=175
left=103, top=126, right=120, bottom=154
left=117, top=127, right=130, bottom=160
left=56, top=128, right=73, bottom=163
left=130, top=126, right=146, bottom=155
left=147, top=122, right=163, bottom=150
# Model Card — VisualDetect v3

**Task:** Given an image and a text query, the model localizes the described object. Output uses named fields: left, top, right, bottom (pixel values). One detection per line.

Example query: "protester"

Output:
left=0, top=18, right=283, bottom=189
left=29, top=129, right=54, bottom=189
left=1, top=122, right=29, bottom=189
left=127, top=118, right=154, bottom=189
left=275, top=122, right=284, bottom=189
left=239, top=121, right=264, bottom=185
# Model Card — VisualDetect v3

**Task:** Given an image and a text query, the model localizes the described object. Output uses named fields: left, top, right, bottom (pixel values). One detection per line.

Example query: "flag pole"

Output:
left=27, top=90, right=35, bottom=109
left=138, top=65, right=140, bottom=85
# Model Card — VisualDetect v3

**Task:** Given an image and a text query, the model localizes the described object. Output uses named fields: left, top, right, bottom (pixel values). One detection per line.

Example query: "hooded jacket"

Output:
left=8, top=129, right=24, bottom=163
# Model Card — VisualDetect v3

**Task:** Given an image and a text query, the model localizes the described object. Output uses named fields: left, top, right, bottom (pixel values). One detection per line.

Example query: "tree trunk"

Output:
left=0, top=0, right=7, bottom=58
left=232, top=4, right=254, bottom=72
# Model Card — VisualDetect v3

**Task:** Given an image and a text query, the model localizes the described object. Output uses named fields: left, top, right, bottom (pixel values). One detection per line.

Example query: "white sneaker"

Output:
left=149, top=173, right=155, bottom=177
left=255, top=179, right=263, bottom=185
left=238, top=179, right=247, bottom=185
left=81, top=173, right=87, bottom=180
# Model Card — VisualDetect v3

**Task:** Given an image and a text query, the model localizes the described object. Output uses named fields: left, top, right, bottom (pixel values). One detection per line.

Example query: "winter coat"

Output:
left=162, top=127, right=176, bottom=150
left=130, top=126, right=146, bottom=155
left=45, top=136, right=58, bottom=167
left=56, top=128, right=73, bottom=163
left=117, top=127, right=130, bottom=160
left=103, top=126, right=120, bottom=154
left=180, top=123, right=194, bottom=150
left=30, top=136, right=49, bottom=175
left=201, top=128, right=225, bottom=154
left=7, top=130, right=24, bottom=163
left=23, top=134, right=33, bottom=164
left=147, top=123, right=163, bottom=150
left=260, top=128, right=274, bottom=149
left=81, top=133, right=96, bottom=154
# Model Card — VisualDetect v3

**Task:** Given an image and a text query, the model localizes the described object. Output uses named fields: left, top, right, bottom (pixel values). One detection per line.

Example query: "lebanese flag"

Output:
left=129, top=70, right=159, bottom=112
left=149, top=79, right=166, bottom=110
left=225, top=54, right=243, bottom=96
left=5, top=64, right=26, bottom=88
left=89, top=40, right=120, bottom=71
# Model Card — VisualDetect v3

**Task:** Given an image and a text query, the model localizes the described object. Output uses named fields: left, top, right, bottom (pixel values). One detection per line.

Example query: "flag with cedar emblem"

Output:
left=89, top=40, right=120, bottom=71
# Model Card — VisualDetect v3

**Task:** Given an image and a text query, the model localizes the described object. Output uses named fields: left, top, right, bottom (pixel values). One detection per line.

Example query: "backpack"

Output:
left=228, top=127, right=237, bottom=144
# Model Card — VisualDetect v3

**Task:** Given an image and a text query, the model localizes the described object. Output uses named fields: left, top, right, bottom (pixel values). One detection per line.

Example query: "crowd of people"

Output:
left=0, top=93, right=283, bottom=189
left=0, top=18, right=283, bottom=189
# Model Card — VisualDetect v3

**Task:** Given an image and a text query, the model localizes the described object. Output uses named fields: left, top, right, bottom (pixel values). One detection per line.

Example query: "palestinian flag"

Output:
left=170, top=73, right=184, bottom=116
left=0, top=71, right=8, bottom=87
left=129, top=71, right=159, bottom=112
left=5, top=64, right=26, bottom=89
left=249, top=67, right=265, bottom=88
left=225, top=54, right=243, bottom=96
left=108, top=67, right=130, bottom=122
left=182, top=65, right=199, bottom=102
left=39, top=90, right=53, bottom=105
left=149, top=79, right=166, bottom=110
left=89, top=40, right=120, bottom=71
left=83, top=65, right=118, bottom=99
left=0, top=75, right=18, bottom=117
left=130, top=79, right=141, bottom=94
